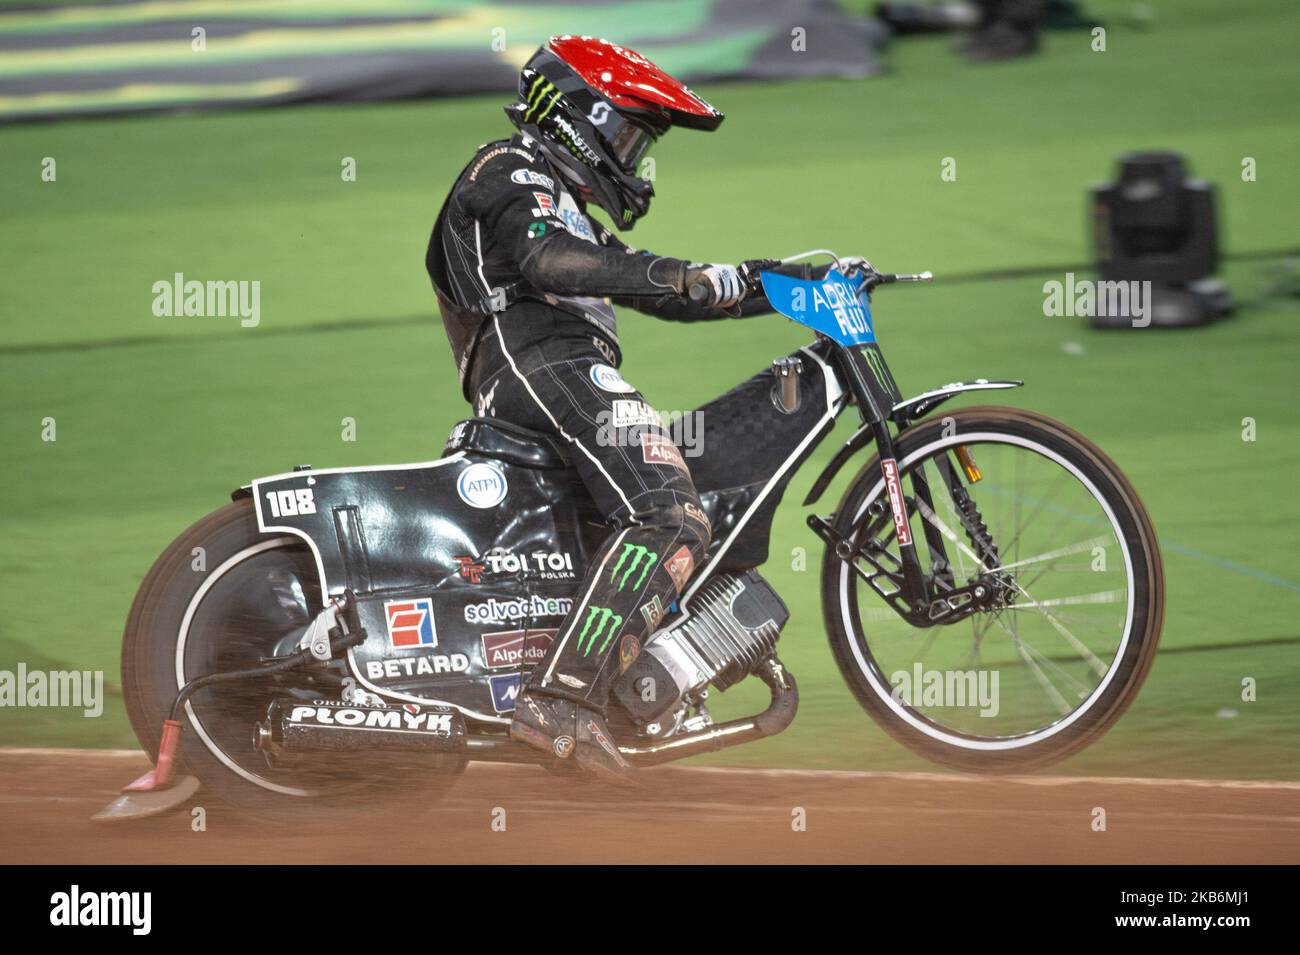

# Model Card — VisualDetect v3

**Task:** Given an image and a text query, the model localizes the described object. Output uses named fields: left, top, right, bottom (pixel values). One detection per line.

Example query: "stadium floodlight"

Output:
left=1090, top=151, right=1233, bottom=328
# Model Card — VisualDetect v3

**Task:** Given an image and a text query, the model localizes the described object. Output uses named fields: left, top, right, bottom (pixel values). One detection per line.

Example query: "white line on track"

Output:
left=671, top=765, right=1300, bottom=792
left=0, top=747, right=142, bottom=759
left=440, top=802, right=1300, bottom=827
left=3, top=747, right=1297, bottom=792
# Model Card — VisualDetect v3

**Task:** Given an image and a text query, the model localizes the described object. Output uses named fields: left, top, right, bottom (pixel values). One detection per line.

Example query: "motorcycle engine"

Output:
left=612, top=570, right=788, bottom=731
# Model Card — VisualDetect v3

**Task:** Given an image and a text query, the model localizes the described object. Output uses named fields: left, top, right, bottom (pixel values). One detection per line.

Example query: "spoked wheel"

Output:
left=822, top=407, right=1163, bottom=771
left=122, top=500, right=465, bottom=820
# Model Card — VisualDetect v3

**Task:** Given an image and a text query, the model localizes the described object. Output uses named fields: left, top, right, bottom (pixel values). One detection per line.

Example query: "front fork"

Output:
left=823, top=344, right=1003, bottom=625
left=807, top=442, right=985, bottom=629
left=831, top=344, right=931, bottom=608
left=870, top=419, right=930, bottom=607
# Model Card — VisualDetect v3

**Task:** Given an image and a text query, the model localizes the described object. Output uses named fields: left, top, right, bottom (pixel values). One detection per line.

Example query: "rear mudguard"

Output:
left=802, top=378, right=1022, bottom=506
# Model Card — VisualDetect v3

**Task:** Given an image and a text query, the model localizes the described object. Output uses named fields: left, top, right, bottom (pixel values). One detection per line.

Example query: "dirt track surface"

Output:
left=2, top=749, right=1298, bottom=864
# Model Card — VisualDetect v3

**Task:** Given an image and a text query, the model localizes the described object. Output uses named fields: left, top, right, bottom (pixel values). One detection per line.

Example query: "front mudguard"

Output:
left=802, top=378, right=1022, bottom=506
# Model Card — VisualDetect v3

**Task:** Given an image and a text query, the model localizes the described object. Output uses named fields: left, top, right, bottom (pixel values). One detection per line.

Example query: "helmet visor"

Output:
left=610, top=121, right=656, bottom=175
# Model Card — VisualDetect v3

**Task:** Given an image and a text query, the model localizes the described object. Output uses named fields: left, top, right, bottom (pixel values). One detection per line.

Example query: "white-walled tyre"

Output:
left=821, top=407, right=1163, bottom=772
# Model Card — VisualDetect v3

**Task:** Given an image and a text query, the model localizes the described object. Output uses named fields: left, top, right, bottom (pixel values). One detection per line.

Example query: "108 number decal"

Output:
left=264, top=488, right=316, bottom=518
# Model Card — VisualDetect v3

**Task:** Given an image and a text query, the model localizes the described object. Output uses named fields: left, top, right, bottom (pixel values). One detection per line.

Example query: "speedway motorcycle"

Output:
left=112, top=255, right=1164, bottom=819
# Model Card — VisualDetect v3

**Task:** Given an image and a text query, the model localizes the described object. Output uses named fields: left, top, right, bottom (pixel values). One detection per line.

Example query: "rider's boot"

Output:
left=510, top=691, right=632, bottom=782
left=510, top=508, right=710, bottom=781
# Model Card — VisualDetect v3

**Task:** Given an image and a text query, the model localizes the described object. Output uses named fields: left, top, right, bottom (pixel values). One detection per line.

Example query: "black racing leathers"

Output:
left=426, top=134, right=790, bottom=393
left=430, top=136, right=668, bottom=389
left=425, top=133, right=817, bottom=712
left=471, top=317, right=710, bottom=707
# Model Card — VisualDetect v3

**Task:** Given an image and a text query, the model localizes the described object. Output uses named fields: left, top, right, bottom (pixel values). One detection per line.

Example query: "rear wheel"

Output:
left=122, top=500, right=465, bottom=820
left=821, top=407, right=1163, bottom=771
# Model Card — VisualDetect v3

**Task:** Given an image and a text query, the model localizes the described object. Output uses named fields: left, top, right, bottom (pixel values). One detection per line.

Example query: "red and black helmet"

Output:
left=505, top=35, right=724, bottom=230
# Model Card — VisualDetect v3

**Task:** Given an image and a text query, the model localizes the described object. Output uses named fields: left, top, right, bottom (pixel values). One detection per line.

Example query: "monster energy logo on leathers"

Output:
left=577, top=606, right=623, bottom=656
left=611, top=543, right=657, bottom=591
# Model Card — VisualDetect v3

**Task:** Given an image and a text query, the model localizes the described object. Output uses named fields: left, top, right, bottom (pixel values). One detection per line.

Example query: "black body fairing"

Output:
left=238, top=344, right=842, bottom=724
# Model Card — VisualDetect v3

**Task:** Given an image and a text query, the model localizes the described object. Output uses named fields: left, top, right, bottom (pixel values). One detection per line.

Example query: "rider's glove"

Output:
left=684, top=263, right=745, bottom=308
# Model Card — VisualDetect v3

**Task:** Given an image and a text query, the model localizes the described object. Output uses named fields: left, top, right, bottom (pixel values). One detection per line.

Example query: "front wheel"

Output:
left=822, top=407, right=1164, bottom=772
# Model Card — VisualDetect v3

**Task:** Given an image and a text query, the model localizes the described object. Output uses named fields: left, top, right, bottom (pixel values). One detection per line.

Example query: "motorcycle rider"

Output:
left=426, top=35, right=828, bottom=779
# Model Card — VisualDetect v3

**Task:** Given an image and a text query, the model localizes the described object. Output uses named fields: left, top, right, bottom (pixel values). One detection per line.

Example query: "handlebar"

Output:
left=863, top=269, right=933, bottom=290
left=685, top=257, right=932, bottom=306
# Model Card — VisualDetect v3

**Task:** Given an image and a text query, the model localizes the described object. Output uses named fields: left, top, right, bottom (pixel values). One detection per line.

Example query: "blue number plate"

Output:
left=759, top=267, right=875, bottom=346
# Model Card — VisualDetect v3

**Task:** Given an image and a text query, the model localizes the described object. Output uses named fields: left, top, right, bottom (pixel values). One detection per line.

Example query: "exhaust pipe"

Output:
left=618, top=657, right=798, bottom=766
left=255, top=699, right=468, bottom=755
left=454, top=657, right=798, bottom=769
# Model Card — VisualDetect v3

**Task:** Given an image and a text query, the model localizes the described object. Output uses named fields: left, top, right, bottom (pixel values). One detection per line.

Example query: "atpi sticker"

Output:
left=457, top=462, right=508, bottom=509
left=590, top=363, right=636, bottom=394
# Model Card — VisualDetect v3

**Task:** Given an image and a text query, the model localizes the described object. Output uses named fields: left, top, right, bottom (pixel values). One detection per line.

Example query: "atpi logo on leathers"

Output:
left=457, top=462, right=508, bottom=508
left=589, top=363, right=636, bottom=393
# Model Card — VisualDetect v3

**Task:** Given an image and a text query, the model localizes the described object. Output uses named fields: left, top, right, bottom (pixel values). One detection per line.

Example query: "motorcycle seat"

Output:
left=444, top=418, right=571, bottom=470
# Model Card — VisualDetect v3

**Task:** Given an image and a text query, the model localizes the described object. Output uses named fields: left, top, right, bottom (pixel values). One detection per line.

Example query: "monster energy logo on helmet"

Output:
left=522, top=74, right=564, bottom=126
left=611, top=542, right=657, bottom=591
left=577, top=606, right=623, bottom=656
left=516, top=72, right=600, bottom=167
